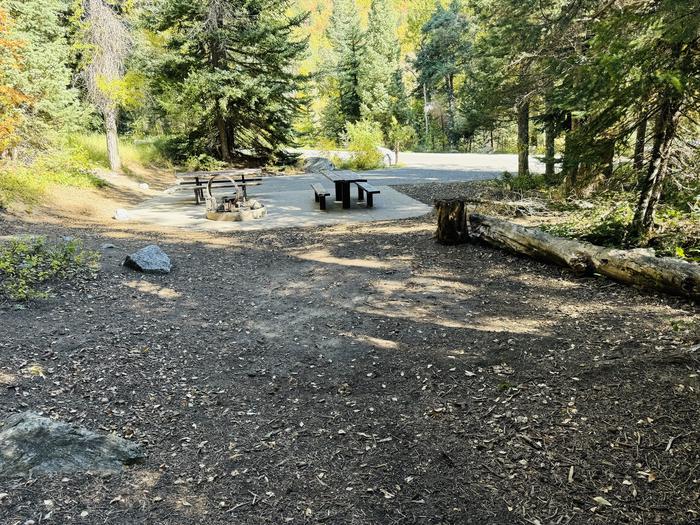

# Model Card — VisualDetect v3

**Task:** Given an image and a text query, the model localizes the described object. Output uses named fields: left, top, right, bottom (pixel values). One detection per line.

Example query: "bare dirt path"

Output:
left=0, top=214, right=698, bottom=525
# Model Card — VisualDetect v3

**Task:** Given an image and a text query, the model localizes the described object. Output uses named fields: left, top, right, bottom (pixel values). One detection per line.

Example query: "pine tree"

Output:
left=0, top=8, right=27, bottom=156
left=358, top=0, right=401, bottom=133
left=3, top=0, right=81, bottom=152
left=146, top=0, right=308, bottom=162
left=326, top=0, right=364, bottom=127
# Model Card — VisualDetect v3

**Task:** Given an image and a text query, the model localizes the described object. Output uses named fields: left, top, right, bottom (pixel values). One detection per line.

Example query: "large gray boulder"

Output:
left=123, top=245, right=171, bottom=274
left=377, top=147, right=396, bottom=166
left=0, top=412, right=144, bottom=477
left=303, top=156, right=335, bottom=173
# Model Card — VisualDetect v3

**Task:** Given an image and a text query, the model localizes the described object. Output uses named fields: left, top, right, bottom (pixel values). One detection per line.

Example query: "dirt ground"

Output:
left=0, top=187, right=699, bottom=525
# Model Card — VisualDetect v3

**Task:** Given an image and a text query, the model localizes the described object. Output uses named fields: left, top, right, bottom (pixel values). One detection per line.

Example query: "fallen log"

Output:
left=436, top=207, right=700, bottom=300
left=589, top=247, right=700, bottom=299
left=468, top=213, right=596, bottom=275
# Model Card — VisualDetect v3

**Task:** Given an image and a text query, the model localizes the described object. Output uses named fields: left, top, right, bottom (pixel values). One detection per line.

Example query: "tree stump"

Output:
left=435, top=199, right=469, bottom=245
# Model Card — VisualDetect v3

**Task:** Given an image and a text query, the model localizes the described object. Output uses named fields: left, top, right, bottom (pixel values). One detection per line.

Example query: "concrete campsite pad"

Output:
left=127, top=173, right=432, bottom=232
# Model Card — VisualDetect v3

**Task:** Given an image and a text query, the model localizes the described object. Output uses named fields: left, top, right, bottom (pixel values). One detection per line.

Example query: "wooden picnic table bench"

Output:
left=321, top=170, right=368, bottom=209
left=311, top=183, right=331, bottom=211
left=175, top=169, right=263, bottom=204
left=355, top=181, right=380, bottom=208
left=316, top=170, right=380, bottom=209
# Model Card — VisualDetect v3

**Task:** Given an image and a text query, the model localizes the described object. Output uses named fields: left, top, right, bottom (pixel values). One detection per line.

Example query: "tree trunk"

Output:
left=544, top=119, right=556, bottom=182
left=630, top=97, right=681, bottom=242
left=562, top=113, right=579, bottom=191
left=633, top=118, right=647, bottom=172
left=435, top=200, right=469, bottom=245
left=490, top=129, right=494, bottom=151
left=217, top=116, right=231, bottom=163
left=446, top=75, right=456, bottom=149
left=602, top=139, right=615, bottom=178
left=467, top=213, right=700, bottom=299
left=422, top=83, right=429, bottom=141
left=104, top=107, right=121, bottom=172
left=517, top=99, right=529, bottom=176
left=440, top=114, right=446, bottom=151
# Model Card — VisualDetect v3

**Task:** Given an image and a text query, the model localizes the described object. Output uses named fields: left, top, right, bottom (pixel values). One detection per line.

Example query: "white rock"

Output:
left=113, top=209, right=130, bottom=221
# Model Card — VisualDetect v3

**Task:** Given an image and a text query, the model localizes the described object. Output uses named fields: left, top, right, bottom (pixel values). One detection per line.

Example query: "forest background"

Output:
left=0, top=0, right=698, bottom=255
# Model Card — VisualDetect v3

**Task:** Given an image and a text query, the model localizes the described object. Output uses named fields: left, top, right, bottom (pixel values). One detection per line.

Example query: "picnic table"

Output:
left=175, top=169, right=263, bottom=204
left=322, top=170, right=368, bottom=209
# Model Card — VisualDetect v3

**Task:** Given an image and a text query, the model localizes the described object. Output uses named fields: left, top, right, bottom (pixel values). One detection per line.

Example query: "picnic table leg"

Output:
left=342, top=182, right=351, bottom=209
left=334, top=181, right=343, bottom=202
left=357, top=185, right=365, bottom=201
left=195, top=176, right=201, bottom=205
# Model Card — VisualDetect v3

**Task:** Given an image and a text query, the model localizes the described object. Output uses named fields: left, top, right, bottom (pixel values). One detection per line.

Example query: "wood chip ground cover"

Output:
left=0, top=215, right=698, bottom=524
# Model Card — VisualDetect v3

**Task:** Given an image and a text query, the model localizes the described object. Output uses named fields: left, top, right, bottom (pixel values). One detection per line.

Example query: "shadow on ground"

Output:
left=0, top=216, right=698, bottom=525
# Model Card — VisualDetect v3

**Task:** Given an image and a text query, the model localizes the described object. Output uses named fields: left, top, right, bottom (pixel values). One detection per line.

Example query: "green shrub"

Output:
left=339, top=120, right=384, bottom=171
left=0, top=237, right=100, bottom=301
left=499, top=172, right=549, bottom=192
left=183, top=153, right=227, bottom=172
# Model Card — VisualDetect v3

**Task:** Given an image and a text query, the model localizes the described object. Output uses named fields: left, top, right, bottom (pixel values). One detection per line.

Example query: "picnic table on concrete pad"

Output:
left=175, top=169, right=263, bottom=204
left=322, top=170, right=368, bottom=209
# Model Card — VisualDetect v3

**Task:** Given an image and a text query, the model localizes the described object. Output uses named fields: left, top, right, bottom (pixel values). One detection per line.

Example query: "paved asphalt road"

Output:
left=266, top=151, right=546, bottom=192
left=365, top=151, right=545, bottom=185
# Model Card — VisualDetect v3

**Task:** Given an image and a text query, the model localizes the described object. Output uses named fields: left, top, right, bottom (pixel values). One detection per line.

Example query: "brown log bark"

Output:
left=435, top=200, right=469, bottom=245
left=466, top=213, right=700, bottom=299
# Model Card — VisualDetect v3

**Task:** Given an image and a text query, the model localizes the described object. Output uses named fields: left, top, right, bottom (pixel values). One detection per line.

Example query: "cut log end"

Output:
left=435, top=199, right=469, bottom=245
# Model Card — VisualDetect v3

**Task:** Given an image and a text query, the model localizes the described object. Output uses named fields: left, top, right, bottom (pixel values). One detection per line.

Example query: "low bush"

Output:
left=0, top=236, right=100, bottom=301
left=498, top=172, right=550, bottom=192
left=337, top=120, right=384, bottom=171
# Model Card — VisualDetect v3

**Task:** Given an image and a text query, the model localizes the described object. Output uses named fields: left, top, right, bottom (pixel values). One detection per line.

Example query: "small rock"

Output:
left=138, top=183, right=150, bottom=191
left=113, top=209, right=130, bottom=221
left=123, top=245, right=172, bottom=275
left=0, top=412, right=144, bottom=477
left=101, top=243, right=117, bottom=250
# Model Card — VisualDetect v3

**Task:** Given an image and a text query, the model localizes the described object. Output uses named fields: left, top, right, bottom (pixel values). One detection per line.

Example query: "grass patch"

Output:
left=69, top=134, right=170, bottom=171
left=0, top=148, right=106, bottom=208
left=0, top=236, right=100, bottom=302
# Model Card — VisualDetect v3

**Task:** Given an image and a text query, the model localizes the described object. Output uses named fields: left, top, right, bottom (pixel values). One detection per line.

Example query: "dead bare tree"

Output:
left=81, top=0, right=131, bottom=172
